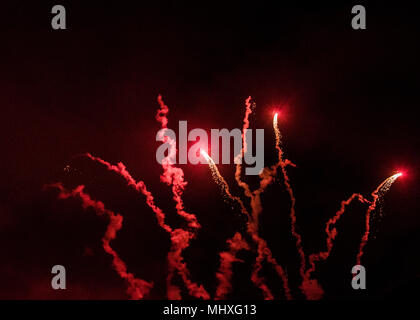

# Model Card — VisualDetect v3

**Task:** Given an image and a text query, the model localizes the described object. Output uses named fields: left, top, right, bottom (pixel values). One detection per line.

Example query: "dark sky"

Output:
left=0, top=1, right=418, bottom=299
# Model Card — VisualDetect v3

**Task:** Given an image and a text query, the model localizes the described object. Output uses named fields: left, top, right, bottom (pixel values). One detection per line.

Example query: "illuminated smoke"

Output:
left=156, top=95, right=200, bottom=230
left=215, top=232, right=249, bottom=299
left=156, top=95, right=209, bottom=299
left=87, top=94, right=209, bottom=299
left=234, top=96, right=253, bottom=198
left=300, top=174, right=401, bottom=299
left=203, top=102, right=293, bottom=300
left=356, top=172, right=402, bottom=265
left=301, top=193, right=369, bottom=299
left=201, top=150, right=249, bottom=219
left=272, top=113, right=306, bottom=287
left=203, top=147, right=290, bottom=299
left=86, top=153, right=208, bottom=299
left=45, top=183, right=153, bottom=299
left=85, top=153, right=172, bottom=233
left=45, top=94, right=403, bottom=300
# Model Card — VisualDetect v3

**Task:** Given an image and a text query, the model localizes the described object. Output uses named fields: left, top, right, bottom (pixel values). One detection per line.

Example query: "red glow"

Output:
left=272, top=110, right=281, bottom=119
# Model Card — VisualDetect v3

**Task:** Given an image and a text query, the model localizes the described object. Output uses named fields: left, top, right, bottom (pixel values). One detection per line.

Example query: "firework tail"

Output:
left=234, top=96, right=253, bottom=198
left=85, top=153, right=172, bottom=233
left=156, top=95, right=209, bottom=299
left=204, top=99, right=293, bottom=299
left=201, top=150, right=257, bottom=299
left=201, top=150, right=250, bottom=220
left=85, top=153, right=209, bottom=299
left=244, top=112, right=297, bottom=300
left=356, top=173, right=402, bottom=265
left=46, top=93, right=402, bottom=301
left=248, top=190, right=292, bottom=300
left=215, top=232, right=250, bottom=299
left=202, top=151, right=279, bottom=299
left=300, top=173, right=401, bottom=298
left=272, top=114, right=307, bottom=290
left=156, top=95, right=200, bottom=230
left=45, top=183, right=153, bottom=299
left=301, top=193, right=368, bottom=299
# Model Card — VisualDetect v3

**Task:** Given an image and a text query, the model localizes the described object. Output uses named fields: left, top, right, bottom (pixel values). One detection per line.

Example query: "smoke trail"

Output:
left=203, top=150, right=292, bottom=300
left=45, top=183, right=153, bottom=299
left=202, top=150, right=263, bottom=299
left=241, top=112, right=296, bottom=300
left=250, top=237, right=274, bottom=300
left=240, top=103, right=292, bottom=299
left=85, top=153, right=208, bottom=299
left=156, top=95, right=209, bottom=299
left=156, top=95, right=200, bottom=229
left=215, top=232, right=249, bottom=299
left=273, top=114, right=306, bottom=282
left=248, top=191, right=292, bottom=300
left=85, top=153, right=172, bottom=233
left=301, top=193, right=368, bottom=299
left=156, top=95, right=199, bottom=228
left=234, top=96, right=253, bottom=198
left=356, top=173, right=402, bottom=265
left=44, top=93, right=404, bottom=300
left=300, top=173, right=400, bottom=298
left=213, top=101, right=292, bottom=299
left=250, top=233, right=292, bottom=300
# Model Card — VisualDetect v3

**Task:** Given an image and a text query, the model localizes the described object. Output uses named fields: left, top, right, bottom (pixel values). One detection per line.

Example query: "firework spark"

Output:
left=203, top=101, right=401, bottom=300
left=301, top=193, right=369, bottom=299
left=203, top=100, right=292, bottom=300
left=201, top=150, right=249, bottom=218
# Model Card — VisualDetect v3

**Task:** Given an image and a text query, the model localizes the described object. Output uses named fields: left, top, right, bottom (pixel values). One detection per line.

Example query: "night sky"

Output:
left=0, top=1, right=418, bottom=299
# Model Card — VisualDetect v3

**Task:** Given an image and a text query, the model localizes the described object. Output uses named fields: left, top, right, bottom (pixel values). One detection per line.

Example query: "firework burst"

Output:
left=45, top=95, right=401, bottom=300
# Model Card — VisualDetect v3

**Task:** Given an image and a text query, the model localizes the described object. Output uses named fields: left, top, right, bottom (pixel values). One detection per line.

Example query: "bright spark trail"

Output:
left=45, top=95, right=402, bottom=300
left=356, top=172, right=402, bottom=266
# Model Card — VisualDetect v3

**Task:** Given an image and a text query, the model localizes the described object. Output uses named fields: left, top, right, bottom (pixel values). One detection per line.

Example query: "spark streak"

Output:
left=300, top=174, right=401, bottom=299
left=356, top=172, right=402, bottom=265
left=202, top=101, right=292, bottom=300
left=201, top=150, right=249, bottom=219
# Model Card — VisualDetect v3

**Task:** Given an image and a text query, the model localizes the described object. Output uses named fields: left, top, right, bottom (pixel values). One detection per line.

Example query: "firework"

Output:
left=356, top=172, right=402, bottom=265
left=203, top=100, right=292, bottom=300
left=45, top=95, right=402, bottom=300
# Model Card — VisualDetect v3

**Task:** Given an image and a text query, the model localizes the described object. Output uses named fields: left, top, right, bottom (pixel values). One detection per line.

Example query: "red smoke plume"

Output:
left=44, top=94, right=402, bottom=300
left=301, top=193, right=368, bottom=299
left=155, top=95, right=209, bottom=299
left=46, top=183, right=153, bottom=299
left=215, top=233, right=249, bottom=299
